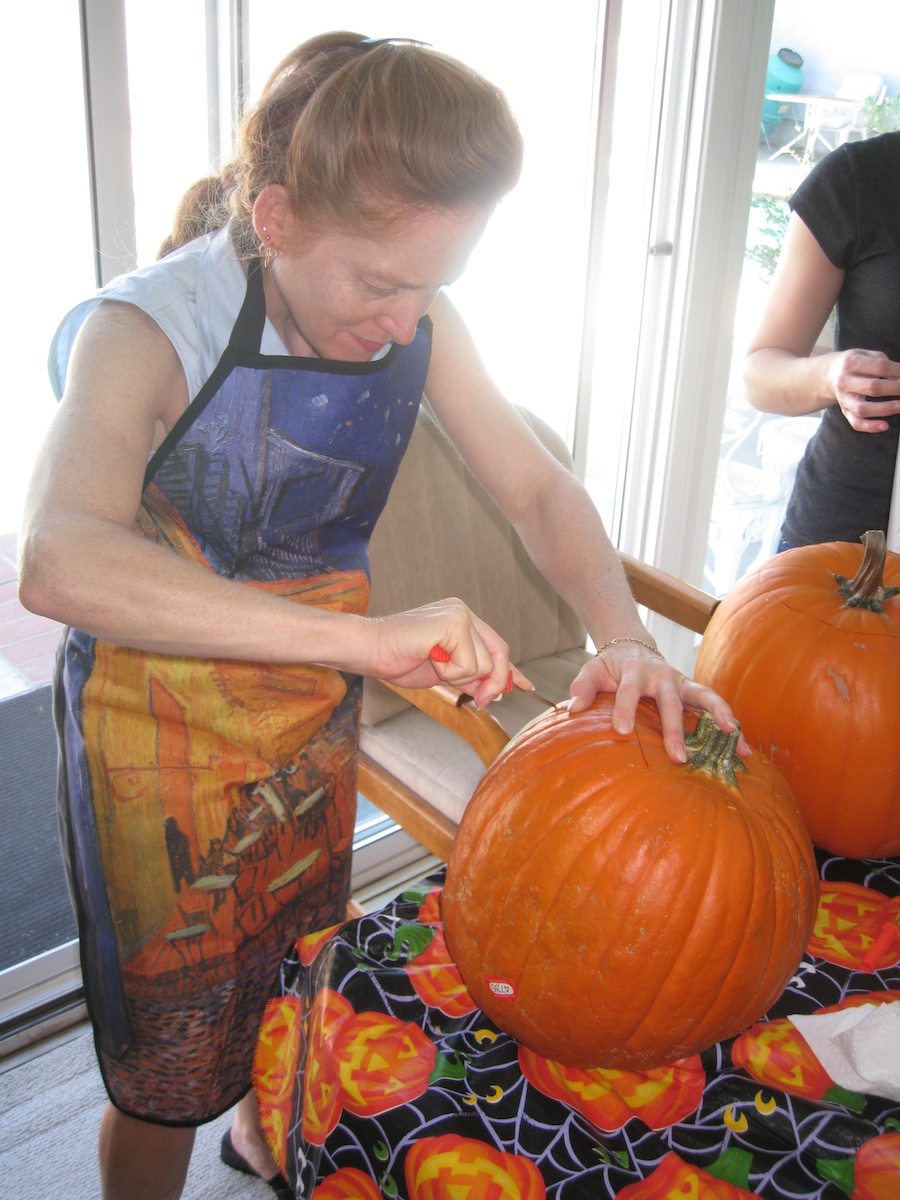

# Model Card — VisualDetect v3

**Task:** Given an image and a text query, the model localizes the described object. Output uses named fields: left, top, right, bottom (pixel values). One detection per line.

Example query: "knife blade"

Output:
left=430, top=646, right=565, bottom=710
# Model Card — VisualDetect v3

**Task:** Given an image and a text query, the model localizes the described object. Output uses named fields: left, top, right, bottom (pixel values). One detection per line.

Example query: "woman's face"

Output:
left=263, top=205, right=490, bottom=360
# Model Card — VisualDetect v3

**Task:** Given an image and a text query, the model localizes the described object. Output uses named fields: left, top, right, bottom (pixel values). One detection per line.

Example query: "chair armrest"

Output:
left=619, top=552, right=719, bottom=634
left=377, top=680, right=510, bottom=768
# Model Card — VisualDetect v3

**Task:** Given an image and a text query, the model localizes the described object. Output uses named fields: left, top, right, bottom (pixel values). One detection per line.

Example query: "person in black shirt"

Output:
left=744, top=131, right=900, bottom=547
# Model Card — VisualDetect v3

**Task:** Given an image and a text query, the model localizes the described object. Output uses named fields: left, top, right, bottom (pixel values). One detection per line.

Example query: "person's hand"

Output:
left=826, top=349, right=900, bottom=433
left=367, top=598, right=531, bottom=706
left=567, top=642, right=747, bottom=764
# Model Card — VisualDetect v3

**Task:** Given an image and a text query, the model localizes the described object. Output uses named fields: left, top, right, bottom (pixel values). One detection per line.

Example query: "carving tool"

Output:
left=430, top=645, right=563, bottom=709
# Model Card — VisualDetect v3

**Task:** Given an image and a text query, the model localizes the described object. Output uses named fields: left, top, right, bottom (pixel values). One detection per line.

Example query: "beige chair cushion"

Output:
left=359, top=647, right=591, bottom=824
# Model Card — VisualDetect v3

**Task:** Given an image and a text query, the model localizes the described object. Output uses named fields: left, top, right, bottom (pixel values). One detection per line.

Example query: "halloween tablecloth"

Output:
left=254, top=851, right=900, bottom=1199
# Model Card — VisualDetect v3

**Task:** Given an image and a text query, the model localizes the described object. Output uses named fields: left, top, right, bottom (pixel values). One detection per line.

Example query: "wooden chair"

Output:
left=358, top=406, right=718, bottom=862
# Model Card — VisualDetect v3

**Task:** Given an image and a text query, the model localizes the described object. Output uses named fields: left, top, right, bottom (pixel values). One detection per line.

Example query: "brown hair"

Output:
left=157, top=175, right=229, bottom=259
left=159, top=31, right=523, bottom=260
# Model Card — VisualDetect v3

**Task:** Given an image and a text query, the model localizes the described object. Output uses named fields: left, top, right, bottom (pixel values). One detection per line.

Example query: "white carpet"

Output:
left=0, top=1025, right=275, bottom=1198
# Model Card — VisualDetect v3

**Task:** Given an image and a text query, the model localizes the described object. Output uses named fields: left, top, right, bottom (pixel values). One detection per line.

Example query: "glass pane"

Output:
left=246, top=3, right=601, bottom=441
left=0, top=2, right=94, bottom=977
left=0, top=3, right=95, bottom=540
left=0, top=685, right=77, bottom=969
left=0, top=3, right=213, bottom=987
left=125, top=0, right=211, bottom=266
left=706, top=0, right=900, bottom=596
left=579, top=0, right=673, bottom=532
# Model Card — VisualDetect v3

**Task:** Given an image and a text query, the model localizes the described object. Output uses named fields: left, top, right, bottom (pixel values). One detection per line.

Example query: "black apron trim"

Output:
left=142, top=258, right=432, bottom=490
left=227, top=255, right=268, bottom=355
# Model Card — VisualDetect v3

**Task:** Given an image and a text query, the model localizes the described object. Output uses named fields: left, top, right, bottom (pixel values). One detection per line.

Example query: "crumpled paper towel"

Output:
left=789, top=1000, right=900, bottom=1101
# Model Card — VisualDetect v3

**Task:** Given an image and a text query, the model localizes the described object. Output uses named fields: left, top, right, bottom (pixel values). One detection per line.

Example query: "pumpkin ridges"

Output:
left=701, top=593, right=900, bottom=857
left=458, top=732, right=608, bottom=854
left=510, top=788, right=714, bottom=1049
left=448, top=748, right=619, bottom=916
left=460, top=759, right=675, bottom=1008
left=600, top=818, right=740, bottom=1050
left=626, top=774, right=785, bottom=1054
left=642, top=800, right=759, bottom=1047
left=670, top=781, right=806, bottom=1051
left=766, top=791, right=821, bottom=960
left=444, top=699, right=818, bottom=1068
left=696, top=537, right=900, bottom=858
left=461, top=730, right=657, bottom=878
left=450, top=726, right=690, bottom=1037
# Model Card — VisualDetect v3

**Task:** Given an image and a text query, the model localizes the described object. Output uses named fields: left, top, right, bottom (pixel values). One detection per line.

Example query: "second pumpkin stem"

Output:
left=835, top=529, right=899, bottom=612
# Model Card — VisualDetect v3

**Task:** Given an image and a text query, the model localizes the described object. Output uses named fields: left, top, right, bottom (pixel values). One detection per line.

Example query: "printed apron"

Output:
left=54, top=260, right=430, bottom=1124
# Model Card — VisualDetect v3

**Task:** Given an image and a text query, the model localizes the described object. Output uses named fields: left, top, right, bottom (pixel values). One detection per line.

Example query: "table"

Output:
left=765, top=93, right=853, bottom=164
left=254, top=852, right=900, bottom=1198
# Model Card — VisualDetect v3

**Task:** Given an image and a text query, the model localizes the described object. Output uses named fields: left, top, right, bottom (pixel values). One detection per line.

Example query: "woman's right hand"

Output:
left=825, top=348, right=900, bottom=433
left=365, top=598, right=531, bottom=706
left=744, top=214, right=900, bottom=429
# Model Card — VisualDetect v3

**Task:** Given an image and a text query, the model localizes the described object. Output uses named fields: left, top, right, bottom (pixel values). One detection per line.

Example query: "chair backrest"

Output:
left=835, top=73, right=883, bottom=103
left=362, top=405, right=585, bottom=725
left=815, top=74, right=883, bottom=135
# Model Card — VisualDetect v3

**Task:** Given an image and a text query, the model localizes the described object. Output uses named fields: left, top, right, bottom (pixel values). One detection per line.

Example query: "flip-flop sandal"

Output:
left=220, top=1128, right=294, bottom=1199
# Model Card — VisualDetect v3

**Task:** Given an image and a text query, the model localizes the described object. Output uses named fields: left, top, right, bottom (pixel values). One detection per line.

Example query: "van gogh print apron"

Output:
left=55, top=260, right=430, bottom=1123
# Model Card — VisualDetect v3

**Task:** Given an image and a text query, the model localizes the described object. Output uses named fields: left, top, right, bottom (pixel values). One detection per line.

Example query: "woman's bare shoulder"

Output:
left=65, top=298, right=190, bottom=428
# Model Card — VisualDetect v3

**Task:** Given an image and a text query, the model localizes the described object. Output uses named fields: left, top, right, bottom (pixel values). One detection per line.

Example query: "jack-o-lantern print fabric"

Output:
left=256, top=852, right=900, bottom=1199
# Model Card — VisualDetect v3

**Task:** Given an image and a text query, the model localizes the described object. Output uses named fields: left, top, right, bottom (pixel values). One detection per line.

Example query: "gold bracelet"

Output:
left=594, top=636, right=663, bottom=659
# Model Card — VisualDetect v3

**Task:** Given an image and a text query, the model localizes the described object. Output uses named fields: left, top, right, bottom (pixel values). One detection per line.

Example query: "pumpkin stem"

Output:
left=684, top=712, right=748, bottom=791
left=834, top=529, right=899, bottom=612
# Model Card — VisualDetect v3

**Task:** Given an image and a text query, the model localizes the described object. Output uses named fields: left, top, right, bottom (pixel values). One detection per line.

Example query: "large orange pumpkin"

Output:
left=694, top=531, right=900, bottom=858
left=442, top=697, right=818, bottom=1070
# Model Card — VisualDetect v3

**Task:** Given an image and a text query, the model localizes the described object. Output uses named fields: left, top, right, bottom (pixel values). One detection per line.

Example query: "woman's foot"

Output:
left=220, top=1128, right=292, bottom=1197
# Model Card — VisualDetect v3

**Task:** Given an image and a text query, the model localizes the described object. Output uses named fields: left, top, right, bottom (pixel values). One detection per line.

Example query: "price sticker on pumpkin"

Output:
left=487, top=977, right=517, bottom=1000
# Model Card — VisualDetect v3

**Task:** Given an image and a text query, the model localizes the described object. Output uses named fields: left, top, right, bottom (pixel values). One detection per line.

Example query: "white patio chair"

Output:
left=807, top=74, right=884, bottom=154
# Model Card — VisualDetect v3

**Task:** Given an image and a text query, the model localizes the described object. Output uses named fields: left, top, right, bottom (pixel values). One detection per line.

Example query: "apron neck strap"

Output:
left=228, top=258, right=268, bottom=355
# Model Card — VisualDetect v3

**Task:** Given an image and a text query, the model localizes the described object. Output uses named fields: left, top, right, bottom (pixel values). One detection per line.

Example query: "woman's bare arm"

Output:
left=18, top=301, right=518, bottom=699
left=424, top=292, right=741, bottom=761
left=744, top=213, right=900, bottom=433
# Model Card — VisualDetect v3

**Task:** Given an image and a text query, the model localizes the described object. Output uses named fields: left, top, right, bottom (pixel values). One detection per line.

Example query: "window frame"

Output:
left=574, top=0, right=776, bottom=669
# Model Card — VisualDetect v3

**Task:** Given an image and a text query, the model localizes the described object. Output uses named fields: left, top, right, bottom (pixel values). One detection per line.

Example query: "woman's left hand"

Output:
left=567, top=643, right=747, bottom=764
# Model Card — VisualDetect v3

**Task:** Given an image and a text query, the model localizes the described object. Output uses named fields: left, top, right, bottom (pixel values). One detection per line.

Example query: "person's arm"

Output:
left=423, top=293, right=742, bottom=762
left=18, top=301, right=519, bottom=701
left=744, top=212, right=900, bottom=433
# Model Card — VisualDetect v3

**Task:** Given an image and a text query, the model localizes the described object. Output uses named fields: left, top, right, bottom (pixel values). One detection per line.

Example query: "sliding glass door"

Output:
left=0, top=0, right=213, bottom=1043
left=0, top=0, right=96, bottom=1042
left=704, top=0, right=900, bottom=598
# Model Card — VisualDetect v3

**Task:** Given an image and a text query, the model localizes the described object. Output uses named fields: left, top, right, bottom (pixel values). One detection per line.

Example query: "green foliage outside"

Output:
left=746, top=95, right=900, bottom=278
left=862, top=92, right=900, bottom=134
left=745, top=192, right=791, bottom=279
